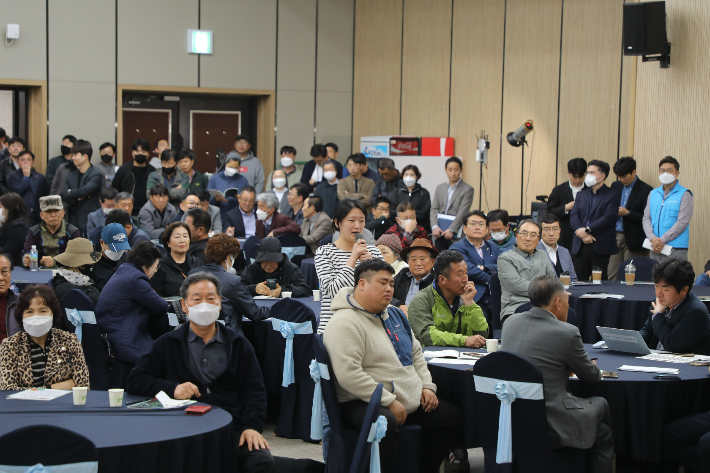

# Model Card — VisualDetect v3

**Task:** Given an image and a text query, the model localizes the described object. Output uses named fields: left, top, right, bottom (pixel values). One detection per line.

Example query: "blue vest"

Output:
left=648, top=182, right=691, bottom=248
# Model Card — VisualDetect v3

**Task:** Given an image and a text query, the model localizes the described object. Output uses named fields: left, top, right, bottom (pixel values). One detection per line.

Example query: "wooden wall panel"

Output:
left=557, top=0, right=624, bottom=182
left=634, top=1, right=710, bottom=272
left=399, top=0, right=452, bottom=137
left=500, top=0, right=563, bottom=215
left=449, top=0, right=506, bottom=212
left=352, top=0, right=403, bottom=150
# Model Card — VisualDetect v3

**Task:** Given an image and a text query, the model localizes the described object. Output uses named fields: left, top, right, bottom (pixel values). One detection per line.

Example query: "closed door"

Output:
left=122, top=109, right=171, bottom=164
left=190, top=111, right=241, bottom=173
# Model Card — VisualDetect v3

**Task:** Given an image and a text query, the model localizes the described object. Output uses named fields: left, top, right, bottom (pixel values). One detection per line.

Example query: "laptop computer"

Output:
left=596, top=326, right=654, bottom=355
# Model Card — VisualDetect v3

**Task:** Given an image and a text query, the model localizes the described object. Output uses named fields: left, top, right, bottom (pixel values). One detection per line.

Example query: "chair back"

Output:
left=319, top=234, right=333, bottom=246
left=312, top=334, right=345, bottom=435
left=243, top=236, right=261, bottom=264
left=0, top=425, right=98, bottom=472
left=514, top=302, right=532, bottom=314
left=349, top=384, right=385, bottom=473
left=278, top=234, right=308, bottom=261
left=64, top=290, right=109, bottom=391
left=489, top=274, right=503, bottom=337
left=617, top=256, right=656, bottom=282
left=64, top=289, right=95, bottom=312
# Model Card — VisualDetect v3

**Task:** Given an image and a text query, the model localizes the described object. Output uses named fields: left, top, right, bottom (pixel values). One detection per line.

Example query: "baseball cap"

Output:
left=39, top=195, right=64, bottom=211
left=255, top=237, right=283, bottom=263
left=101, top=223, right=131, bottom=252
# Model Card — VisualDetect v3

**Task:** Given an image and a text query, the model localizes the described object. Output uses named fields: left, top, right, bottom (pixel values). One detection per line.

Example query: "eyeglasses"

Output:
left=542, top=227, right=560, bottom=233
left=466, top=222, right=487, bottom=228
left=518, top=231, right=539, bottom=239
left=0, top=270, right=10, bottom=277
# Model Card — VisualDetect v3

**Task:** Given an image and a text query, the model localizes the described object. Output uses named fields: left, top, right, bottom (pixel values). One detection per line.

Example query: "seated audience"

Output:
left=315, top=199, right=383, bottom=333
left=430, top=157, right=474, bottom=249
left=313, top=160, right=340, bottom=218
left=301, top=143, right=342, bottom=192
left=393, top=164, right=431, bottom=234
left=90, top=208, right=150, bottom=251
left=267, top=168, right=290, bottom=214
left=94, top=223, right=130, bottom=292
left=96, top=241, right=169, bottom=388
left=22, top=196, right=81, bottom=268
left=266, top=145, right=300, bottom=192
left=409, top=250, right=488, bottom=347
left=0, top=254, right=18, bottom=341
left=94, top=142, right=118, bottom=183
left=385, top=202, right=429, bottom=249
left=300, top=195, right=332, bottom=254
left=640, top=258, right=710, bottom=355
left=51, top=238, right=101, bottom=332
left=45, top=135, right=76, bottom=186
left=185, top=208, right=211, bottom=264
left=188, top=234, right=270, bottom=335
left=498, top=219, right=556, bottom=323
left=450, top=211, right=501, bottom=323
left=255, top=193, right=300, bottom=239
left=375, top=234, right=408, bottom=276
left=391, top=238, right=437, bottom=311
left=241, top=237, right=311, bottom=298
left=151, top=223, right=203, bottom=297
left=337, top=153, right=375, bottom=212
left=224, top=186, right=257, bottom=238
left=503, top=275, right=613, bottom=472
left=114, top=191, right=142, bottom=231
left=538, top=214, right=578, bottom=281
left=8, top=150, right=49, bottom=224
left=0, top=193, right=32, bottom=266
left=193, top=188, right=222, bottom=234
left=177, top=149, right=209, bottom=195
left=139, top=184, right=177, bottom=240
left=695, top=260, right=710, bottom=287
left=86, top=186, right=118, bottom=236
left=127, top=272, right=274, bottom=472
left=366, top=196, right=395, bottom=240
left=323, top=259, right=465, bottom=473
left=173, top=193, right=200, bottom=223
left=59, top=140, right=104, bottom=230
left=0, top=284, right=90, bottom=390
left=207, top=153, right=250, bottom=207
left=546, top=157, right=587, bottom=250
left=225, top=134, right=264, bottom=193
left=146, top=148, right=189, bottom=208
left=286, top=182, right=309, bottom=225
left=488, top=209, right=515, bottom=253
left=371, top=157, right=401, bottom=210
left=113, top=138, right=155, bottom=216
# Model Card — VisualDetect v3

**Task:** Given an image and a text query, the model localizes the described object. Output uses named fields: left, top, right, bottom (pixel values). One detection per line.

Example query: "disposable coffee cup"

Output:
left=560, top=272, right=571, bottom=289
left=108, top=389, right=124, bottom=408
left=625, top=262, right=636, bottom=285
left=486, top=339, right=499, bottom=353
left=282, top=292, right=292, bottom=298
left=625, top=272, right=635, bottom=285
left=592, top=267, right=602, bottom=284
left=313, top=289, right=320, bottom=301
left=72, top=387, right=87, bottom=406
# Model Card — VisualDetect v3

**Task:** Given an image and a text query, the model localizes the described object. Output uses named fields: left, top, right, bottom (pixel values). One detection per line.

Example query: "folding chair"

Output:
left=243, top=236, right=261, bottom=264
left=489, top=274, right=503, bottom=338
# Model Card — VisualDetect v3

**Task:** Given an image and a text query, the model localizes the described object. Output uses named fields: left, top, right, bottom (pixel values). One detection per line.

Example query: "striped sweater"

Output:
left=314, top=243, right=383, bottom=333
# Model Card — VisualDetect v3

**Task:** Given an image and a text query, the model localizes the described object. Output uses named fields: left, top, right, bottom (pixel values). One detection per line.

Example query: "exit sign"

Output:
left=187, top=30, right=213, bottom=54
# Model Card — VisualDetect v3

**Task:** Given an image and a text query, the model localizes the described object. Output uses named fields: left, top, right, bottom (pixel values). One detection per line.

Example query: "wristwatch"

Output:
left=584, top=227, right=591, bottom=234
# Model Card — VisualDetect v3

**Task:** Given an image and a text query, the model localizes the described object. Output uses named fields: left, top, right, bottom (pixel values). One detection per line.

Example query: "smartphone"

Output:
left=266, top=279, right=278, bottom=290
left=601, top=371, right=617, bottom=378
left=653, top=374, right=680, bottom=380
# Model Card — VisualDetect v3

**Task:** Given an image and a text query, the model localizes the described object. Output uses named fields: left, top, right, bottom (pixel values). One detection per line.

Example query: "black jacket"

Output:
left=150, top=253, right=204, bottom=297
left=241, top=255, right=312, bottom=298
left=93, top=255, right=124, bottom=292
left=126, top=322, right=267, bottom=434
left=391, top=270, right=435, bottom=307
left=313, top=180, right=339, bottom=219
left=300, top=159, right=343, bottom=192
left=187, top=239, right=208, bottom=265
left=371, top=174, right=402, bottom=211
left=0, top=219, right=31, bottom=266
left=0, top=157, right=18, bottom=195
left=222, top=206, right=252, bottom=238
left=640, top=293, right=710, bottom=355
left=569, top=184, right=621, bottom=256
left=392, top=182, right=432, bottom=232
left=546, top=182, right=586, bottom=251
left=366, top=212, right=395, bottom=240
left=610, top=178, right=653, bottom=252
left=59, top=165, right=104, bottom=231
left=113, top=163, right=156, bottom=216
left=52, top=273, right=101, bottom=332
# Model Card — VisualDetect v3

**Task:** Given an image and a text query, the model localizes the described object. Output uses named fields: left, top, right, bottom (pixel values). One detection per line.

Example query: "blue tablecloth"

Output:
left=425, top=344, right=710, bottom=463
left=11, top=267, right=53, bottom=291
left=300, top=258, right=318, bottom=290
left=0, top=390, right=234, bottom=472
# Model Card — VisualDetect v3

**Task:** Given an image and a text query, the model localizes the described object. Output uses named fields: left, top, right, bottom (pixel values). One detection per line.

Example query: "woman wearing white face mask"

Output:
left=206, top=155, right=250, bottom=207
left=266, top=169, right=291, bottom=214
left=94, top=223, right=131, bottom=291
left=393, top=164, right=432, bottom=233
left=187, top=234, right=270, bottom=335
left=0, top=284, right=90, bottom=390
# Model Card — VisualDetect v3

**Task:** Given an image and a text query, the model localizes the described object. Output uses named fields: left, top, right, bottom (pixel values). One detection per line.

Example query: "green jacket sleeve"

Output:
left=429, top=326, right=468, bottom=347
left=463, top=302, right=489, bottom=338
left=408, top=289, right=469, bottom=347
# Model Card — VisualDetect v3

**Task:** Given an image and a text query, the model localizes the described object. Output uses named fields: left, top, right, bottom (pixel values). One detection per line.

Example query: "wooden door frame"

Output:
left=0, top=79, right=48, bottom=173
left=117, top=85, right=275, bottom=177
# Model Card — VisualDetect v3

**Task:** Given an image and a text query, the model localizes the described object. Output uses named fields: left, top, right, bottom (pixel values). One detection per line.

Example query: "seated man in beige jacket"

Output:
left=300, top=195, right=332, bottom=254
left=337, top=153, right=375, bottom=212
left=323, top=259, right=466, bottom=473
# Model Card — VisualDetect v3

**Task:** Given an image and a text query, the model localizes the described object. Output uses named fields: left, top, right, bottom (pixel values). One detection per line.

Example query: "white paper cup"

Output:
left=313, top=290, right=320, bottom=301
left=486, top=339, right=499, bottom=353
left=108, top=389, right=124, bottom=408
left=282, top=292, right=292, bottom=298
left=72, top=387, right=87, bottom=406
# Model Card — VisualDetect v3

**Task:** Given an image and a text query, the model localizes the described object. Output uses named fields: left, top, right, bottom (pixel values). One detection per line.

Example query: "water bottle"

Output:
left=30, top=245, right=39, bottom=271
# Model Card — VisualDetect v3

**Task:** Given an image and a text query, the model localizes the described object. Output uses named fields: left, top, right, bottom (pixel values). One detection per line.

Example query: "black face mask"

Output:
left=100, top=154, right=113, bottom=164
left=61, top=145, right=72, bottom=156
left=162, top=165, right=176, bottom=175
left=133, top=154, right=147, bottom=164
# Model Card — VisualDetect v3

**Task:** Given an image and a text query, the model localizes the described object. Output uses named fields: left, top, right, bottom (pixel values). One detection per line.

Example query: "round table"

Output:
left=566, top=281, right=710, bottom=343
left=425, top=344, right=710, bottom=463
left=300, top=258, right=318, bottom=290
left=0, top=390, right=234, bottom=473
left=11, top=268, right=54, bottom=291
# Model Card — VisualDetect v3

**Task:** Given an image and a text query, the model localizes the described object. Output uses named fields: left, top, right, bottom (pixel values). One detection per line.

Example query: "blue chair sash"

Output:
left=309, top=359, right=330, bottom=440
left=271, top=318, right=314, bottom=387
left=366, top=415, right=388, bottom=473
left=473, top=375, right=544, bottom=464
left=282, top=246, right=306, bottom=261
left=0, top=461, right=99, bottom=473
left=65, top=309, right=97, bottom=343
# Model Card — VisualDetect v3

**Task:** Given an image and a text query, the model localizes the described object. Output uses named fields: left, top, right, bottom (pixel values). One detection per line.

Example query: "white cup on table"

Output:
left=313, top=290, right=320, bottom=301
left=486, top=339, right=499, bottom=353
left=108, top=389, right=124, bottom=407
left=282, top=292, right=292, bottom=298
left=72, top=386, right=87, bottom=406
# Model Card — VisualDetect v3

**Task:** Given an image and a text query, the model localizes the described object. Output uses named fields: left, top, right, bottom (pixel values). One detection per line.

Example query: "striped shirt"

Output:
left=315, top=243, right=383, bottom=333
left=28, top=331, right=51, bottom=388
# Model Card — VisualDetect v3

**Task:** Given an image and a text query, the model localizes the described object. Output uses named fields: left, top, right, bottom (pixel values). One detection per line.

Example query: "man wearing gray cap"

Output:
left=22, top=195, right=81, bottom=268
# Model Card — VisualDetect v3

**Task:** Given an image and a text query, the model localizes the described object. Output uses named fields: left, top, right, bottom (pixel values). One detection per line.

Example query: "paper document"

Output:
left=642, top=238, right=673, bottom=256
left=618, top=365, right=680, bottom=374
left=7, top=389, right=72, bottom=401
left=436, top=214, right=455, bottom=232
left=423, top=350, right=461, bottom=359
left=253, top=295, right=279, bottom=300
left=154, top=391, right=196, bottom=409
left=427, top=358, right=478, bottom=366
left=637, top=353, right=710, bottom=364
left=579, top=294, right=624, bottom=299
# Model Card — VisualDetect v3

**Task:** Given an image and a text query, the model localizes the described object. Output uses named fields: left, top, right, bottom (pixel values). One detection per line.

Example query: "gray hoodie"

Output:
left=225, top=151, right=264, bottom=193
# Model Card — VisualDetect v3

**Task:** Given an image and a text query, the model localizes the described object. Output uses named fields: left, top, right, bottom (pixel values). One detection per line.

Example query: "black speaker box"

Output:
left=623, top=1, right=668, bottom=56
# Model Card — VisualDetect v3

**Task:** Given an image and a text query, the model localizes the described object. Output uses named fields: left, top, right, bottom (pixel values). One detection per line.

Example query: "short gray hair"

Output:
left=115, top=192, right=133, bottom=202
left=529, top=275, right=565, bottom=308
left=180, top=271, right=222, bottom=300
left=256, top=192, right=279, bottom=212
left=517, top=219, right=541, bottom=235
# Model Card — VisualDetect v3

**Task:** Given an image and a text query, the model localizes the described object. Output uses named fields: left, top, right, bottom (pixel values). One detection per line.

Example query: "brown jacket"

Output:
left=300, top=211, right=333, bottom=253
left=337, top=176, right=375, bottom=212
left=255, top=212, right=301, bottom=239
left=0, top=328, right=90, bottom=390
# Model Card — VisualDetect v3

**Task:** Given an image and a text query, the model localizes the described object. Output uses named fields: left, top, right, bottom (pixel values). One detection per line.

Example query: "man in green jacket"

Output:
left=409, top=249, right=489, bottom=347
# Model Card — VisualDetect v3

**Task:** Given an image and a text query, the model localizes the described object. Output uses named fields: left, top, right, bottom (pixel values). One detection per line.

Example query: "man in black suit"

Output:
left=546, top=158, right=587, bottom=250
left=570, top=160, right=621, bottom=281
left=223, top=186, right=257, bottom=239
left=300, top=143, right=343, bottom=192
left=608, top=157, right=652, bottom=280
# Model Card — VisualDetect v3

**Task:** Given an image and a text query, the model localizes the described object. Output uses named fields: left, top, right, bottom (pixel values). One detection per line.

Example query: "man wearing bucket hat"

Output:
left=241, top=237, right=311, bottom=298
left=52, top=238, right=102, bottom=331
left=391, top=238, right=438, bottom=311
left=22, top=195, right=81, bottom=269
left=94, top=223, right=131, bottom=291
